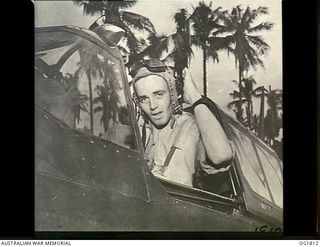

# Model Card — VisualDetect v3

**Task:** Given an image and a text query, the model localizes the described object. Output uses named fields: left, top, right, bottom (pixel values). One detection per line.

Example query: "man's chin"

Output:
left=151, top=118, right=170, bottom=129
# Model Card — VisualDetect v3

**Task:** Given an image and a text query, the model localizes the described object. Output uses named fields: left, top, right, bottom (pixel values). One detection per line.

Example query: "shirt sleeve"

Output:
left=197, top=138, right=234, bottom=175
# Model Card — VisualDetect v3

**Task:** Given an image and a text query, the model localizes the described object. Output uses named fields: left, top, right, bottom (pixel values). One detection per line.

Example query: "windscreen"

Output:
left=35, top=30, right=137, bottom=150
left=229, top=124, right=283, bottom=208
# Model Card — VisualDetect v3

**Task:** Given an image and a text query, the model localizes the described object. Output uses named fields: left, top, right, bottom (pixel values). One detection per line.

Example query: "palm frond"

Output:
left=214, top=5, right=273, bottom=80
left=267, top=89, right=283, bottom=104
left=212, top=6, right=223, bottom=15
left=217, top=12, right=237, bottom=29
left=190, top=35, right=204, bottom=48
left=171, top=32, right=193, bottom=56
left=252, top=86, right=270, bottom=97
left=241, top=75, right=257, bottom=95
left=239, top=42, right=264, bottom=71
left=229, top=90, right=241, bottom=99
left=170, top=32, right=193, bottom=70
left=174, top=8, right=189, bottom=31
left=249, top=55, right=265, bottom=70
left=138, top=33, right=170, bottom=59
left=246, top=35, right=270, bottom=55
left=227, top=98, right=248, bottom=108
left=244, top=52, right=258, bottom=70
left=121, top=11, right=156, bottom=33
left=111, top=21, right=140, bottom=53
left=210, top=26, right=231, bottom=36
left=246, top=6, right=269, bottom=25
left=190, top=2, right=214, bottom=35
left=206, top=48, right=219, bottom=63
left=108, top=1, right=137, bottom=9
left=247, top=22, right=274, bottom=33
left=73, top=0, right=105, bottom=16
left=245, top=75, right=257, bottom=84
left=227, top=100, right=238, bottom=109
left=231, top=5, right=243, bottom=25
left=208, top=35, right=234, bottom=51
left=239, top=6, right=252, bottom=30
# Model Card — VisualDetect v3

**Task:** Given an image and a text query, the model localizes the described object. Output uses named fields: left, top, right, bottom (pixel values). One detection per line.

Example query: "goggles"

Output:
left=129, top=59, right=167, bottom=78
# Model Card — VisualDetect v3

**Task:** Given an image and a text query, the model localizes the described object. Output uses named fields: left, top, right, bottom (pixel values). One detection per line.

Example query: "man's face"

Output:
left=134, top=75, right=173, bottom=128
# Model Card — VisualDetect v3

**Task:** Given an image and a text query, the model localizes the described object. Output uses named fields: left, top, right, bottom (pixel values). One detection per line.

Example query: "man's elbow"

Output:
left=210, top=147, right=233, bottom=167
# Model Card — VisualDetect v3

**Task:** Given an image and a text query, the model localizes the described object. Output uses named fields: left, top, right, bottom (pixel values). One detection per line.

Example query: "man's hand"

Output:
left=183, top=68, right=202, bottom=105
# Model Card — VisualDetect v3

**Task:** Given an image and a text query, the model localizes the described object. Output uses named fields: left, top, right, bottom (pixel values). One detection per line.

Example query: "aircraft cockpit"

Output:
left=35, top=26, right=282, bottom=231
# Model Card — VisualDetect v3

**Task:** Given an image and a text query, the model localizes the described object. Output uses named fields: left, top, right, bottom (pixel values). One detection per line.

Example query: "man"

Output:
left=130, top=59, right=233, bottom=187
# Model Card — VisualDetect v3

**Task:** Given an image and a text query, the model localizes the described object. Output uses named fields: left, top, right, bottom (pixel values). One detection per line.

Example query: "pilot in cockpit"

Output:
left=129, top=59, right=233, bottom=188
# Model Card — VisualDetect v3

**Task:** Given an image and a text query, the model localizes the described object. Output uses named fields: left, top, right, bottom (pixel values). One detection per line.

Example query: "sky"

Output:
left=35, top=0, right=282, bottom=114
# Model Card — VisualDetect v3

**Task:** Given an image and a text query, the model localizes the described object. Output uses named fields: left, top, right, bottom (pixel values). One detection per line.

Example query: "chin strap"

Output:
left=141, top=121, right=147, bottom=148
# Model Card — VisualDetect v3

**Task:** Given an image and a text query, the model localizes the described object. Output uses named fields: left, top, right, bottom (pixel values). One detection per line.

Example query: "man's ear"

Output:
left=132, top=92, right=140, bottom=106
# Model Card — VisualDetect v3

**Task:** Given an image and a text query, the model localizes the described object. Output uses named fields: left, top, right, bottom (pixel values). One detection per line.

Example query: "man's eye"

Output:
left=139, top=98, right=148, bottom=104
left=155, top=93, right=164, bottom=98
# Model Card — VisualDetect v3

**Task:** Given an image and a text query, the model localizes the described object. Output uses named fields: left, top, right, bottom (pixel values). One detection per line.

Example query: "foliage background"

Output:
left=34, top=0, right=282, bottom=115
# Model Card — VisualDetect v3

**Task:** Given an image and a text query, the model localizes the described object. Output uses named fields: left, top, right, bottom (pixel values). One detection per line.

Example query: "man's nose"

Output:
left=149, top=98, right=158, bottom=110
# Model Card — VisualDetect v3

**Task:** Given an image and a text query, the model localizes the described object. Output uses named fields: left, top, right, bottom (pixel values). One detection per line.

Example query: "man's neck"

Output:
left=150, top=116, right=176, bottom=134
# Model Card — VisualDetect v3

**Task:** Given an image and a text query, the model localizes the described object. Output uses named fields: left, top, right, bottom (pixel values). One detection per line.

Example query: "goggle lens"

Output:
left=129, top=59, right=167, bottom=78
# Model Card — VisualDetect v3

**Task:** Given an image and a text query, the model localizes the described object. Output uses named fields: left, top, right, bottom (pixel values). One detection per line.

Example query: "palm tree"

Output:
left=93, top=84, right=120, bottom=133
left=265, top=86, right=282, bottom=144
left=93, top=85, right=110, bottom=133
left=229, top=75, right=257, bottom=128
left=251, top=85, right=267, bottom=139
left=251, top=114, right=260, bottom=135
left=171, top=9, right=193, bottom=90
left=252, top=85, right=282, bottom=142
left=127, top=33, right=170, bottom=67
left=77, top=47, right=104, bottom=134
left=141, top=33, right=170, bottom=59
left=189, top=2, right=225, bottom=96
left=77, top=44, right=122, bottom=134
left=241, top=75, right=257, bottom=128
left=130, top=8, right=193, bottom=95
left=73, top=0, right=156, bottom=65
left=218, top=5, right=274, bottom=101
left=227, top=90, right=246, bottom=124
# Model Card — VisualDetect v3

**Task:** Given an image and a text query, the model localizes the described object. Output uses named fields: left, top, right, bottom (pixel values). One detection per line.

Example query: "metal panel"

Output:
left=35, top=170, right=264, bottom=231
left=35, top=106, right=149, bottom=214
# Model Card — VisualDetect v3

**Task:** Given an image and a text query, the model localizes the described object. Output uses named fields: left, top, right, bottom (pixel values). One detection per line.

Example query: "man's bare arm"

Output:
left=183, top=68, right=233, bottom=166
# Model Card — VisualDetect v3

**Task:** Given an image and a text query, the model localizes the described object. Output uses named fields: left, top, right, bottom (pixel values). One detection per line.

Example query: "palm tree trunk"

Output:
left=86, top=69, right=94, bottom=134
left=245, top=105, right=250, bottom=127
left=268, top=85, right=276, bottom=146
left=259, top=86, right=265, bottom=139
left=250, top=99, right=253, bottom=127
left=271, top=110, right=276, bottom=146
left=238, top=64, right=242, bottom=97
left=247, top=99, right=252, bottom=129
left=238, top=64, right=243, bottom=122
left=203, top=47, right=207, bottom=96
left=186, top=18, right=191, bottom=48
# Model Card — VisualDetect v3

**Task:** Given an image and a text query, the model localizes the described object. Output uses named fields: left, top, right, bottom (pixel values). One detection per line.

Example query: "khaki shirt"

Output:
left=143, top=112, right=230, bottom=187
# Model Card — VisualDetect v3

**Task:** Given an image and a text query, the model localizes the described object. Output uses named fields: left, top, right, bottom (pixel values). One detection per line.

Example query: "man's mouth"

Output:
left=151, top=112, right=162, bottom=118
